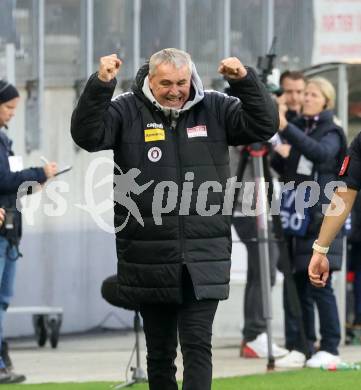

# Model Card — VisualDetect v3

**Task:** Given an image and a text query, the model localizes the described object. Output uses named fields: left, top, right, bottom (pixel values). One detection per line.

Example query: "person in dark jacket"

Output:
left=71, top=48, right=278, bottom=390
left=0, top=80, right=57, bottom=383
left=272, top=77, right=347, bottom=369
left=272, top=70, right=307, bottom=366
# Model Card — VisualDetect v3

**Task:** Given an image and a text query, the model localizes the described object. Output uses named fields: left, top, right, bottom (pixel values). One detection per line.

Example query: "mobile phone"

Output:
left=54, top=165, right=72, bottom=177
left=5, top=209, right=14, bottom=230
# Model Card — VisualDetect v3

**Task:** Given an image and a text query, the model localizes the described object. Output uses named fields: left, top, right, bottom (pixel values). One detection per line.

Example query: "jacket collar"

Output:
left=298, top=110, right=335, bottom=133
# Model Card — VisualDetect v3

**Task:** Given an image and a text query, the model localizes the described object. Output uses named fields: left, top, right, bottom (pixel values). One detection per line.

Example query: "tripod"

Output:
left=113, top=311, right=147, bottom=389
left=233, top=142, right=309, bottom=369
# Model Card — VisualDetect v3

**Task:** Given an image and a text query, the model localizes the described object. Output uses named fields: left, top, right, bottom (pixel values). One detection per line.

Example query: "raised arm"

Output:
left=71, top=54, right=123, bottom=152
left=217, top=57, right=279, bottom=145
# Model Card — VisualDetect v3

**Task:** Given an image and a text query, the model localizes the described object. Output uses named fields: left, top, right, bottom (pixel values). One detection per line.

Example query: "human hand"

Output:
left=274, top=144, right=291, bottom=158
left=218, top=57, right=247, bottom=80
left=0, top=208, right=5, bottom=227
left=98, top=54, right=122, bottom=82
left=43, top=162, right=58, bottom=179
left=308, top=252, right=329, bottom=287
left=276, top=94, right=286, bottom=106
left=278, top=103, right=288, bottom=131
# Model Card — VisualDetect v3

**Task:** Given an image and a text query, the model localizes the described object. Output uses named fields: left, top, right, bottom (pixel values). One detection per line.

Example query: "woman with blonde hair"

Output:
left=271, top=77, right=347, bottom=368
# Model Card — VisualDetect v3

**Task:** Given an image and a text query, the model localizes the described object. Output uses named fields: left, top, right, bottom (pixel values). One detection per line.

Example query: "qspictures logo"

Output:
left=16, top=157, right=348, bottom=234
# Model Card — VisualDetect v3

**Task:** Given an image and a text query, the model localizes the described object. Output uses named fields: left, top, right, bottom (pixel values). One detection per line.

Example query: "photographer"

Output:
left=272, top=77, right=347, bottom=368
left=273, top=70, right=307, bottom=366
left=0, top=80, right=57, bottom=383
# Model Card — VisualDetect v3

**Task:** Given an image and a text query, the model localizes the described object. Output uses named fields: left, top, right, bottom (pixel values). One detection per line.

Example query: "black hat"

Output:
left=0, top=80, right=19, bottom=104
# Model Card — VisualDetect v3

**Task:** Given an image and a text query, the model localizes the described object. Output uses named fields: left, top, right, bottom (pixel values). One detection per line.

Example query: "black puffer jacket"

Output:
left=71, top=64, right=278, bottom=306
left=272, top=110, right=347, bottom=271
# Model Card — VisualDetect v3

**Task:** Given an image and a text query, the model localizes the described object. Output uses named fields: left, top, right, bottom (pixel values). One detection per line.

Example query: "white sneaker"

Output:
left=306, top=351, right=341, bottom=368
left=242, top=333, right=289, bottom=358
left=275, top=350, right=306, bottom=368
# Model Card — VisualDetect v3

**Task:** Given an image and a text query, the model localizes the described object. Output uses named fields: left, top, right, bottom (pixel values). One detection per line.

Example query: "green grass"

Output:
left=1, top=369, right=361, bottom=389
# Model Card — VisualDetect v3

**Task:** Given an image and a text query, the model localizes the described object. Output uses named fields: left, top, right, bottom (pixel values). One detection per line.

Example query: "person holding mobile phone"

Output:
left=0, top=80, right=58, bottom=383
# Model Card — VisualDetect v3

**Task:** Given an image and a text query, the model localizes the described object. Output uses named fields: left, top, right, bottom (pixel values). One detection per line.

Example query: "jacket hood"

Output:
left=132, top=62, right=204, bottom=115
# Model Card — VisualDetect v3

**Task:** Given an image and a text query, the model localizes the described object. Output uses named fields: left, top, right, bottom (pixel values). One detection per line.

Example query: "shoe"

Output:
left=275, top=350, right=306, bottom=368
left=1, top=341, right=13, bottom=371
left=306, top=351, right=341, bottom=368
left=8, top=371, right=26, bottom=383
left=0, top=368, right=11, bottom=383
left=0, top=367, right=25, bottom=383
left=239, top=340, right=247, bottom=357
left=241, top=333, right=289, bottom=358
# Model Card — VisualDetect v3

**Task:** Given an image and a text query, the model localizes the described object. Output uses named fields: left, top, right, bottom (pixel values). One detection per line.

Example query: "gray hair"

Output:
left=149, top=48, right=192, bottom=76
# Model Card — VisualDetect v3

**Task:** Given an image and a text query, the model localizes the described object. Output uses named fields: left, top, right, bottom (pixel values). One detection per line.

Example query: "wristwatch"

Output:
left=312, top=240, right=329, bottom=255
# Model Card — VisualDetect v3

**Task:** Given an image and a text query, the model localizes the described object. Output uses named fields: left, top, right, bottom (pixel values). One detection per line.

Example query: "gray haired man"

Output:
left=71, top=48, right=278, bottom=389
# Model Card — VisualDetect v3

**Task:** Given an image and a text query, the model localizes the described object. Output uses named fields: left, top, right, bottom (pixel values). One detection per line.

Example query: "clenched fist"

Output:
left=98, top=54, right=123, bottom=82
left=218, top=57, right=247, bottom=80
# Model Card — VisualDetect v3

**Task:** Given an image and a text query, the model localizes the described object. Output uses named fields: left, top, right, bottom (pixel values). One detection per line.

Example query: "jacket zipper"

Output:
left=170, top=118, right=189, bottom=301
left=171, top=119, right=186, bottom=264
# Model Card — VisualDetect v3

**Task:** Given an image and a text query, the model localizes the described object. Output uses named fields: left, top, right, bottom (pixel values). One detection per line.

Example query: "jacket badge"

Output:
left=144, top=128, right=165, bottom=142
left=339, top=155, right=350, bottom=176
left=148, top=146, right=162, bottom=162
left=186, top=125, right=207, bottom=138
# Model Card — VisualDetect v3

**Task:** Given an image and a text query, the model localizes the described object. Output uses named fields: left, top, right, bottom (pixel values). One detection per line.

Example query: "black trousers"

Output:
left=139, top=268, right=219, bottom=390
left=285, top=271, right=341, bottom=355
left=232, top=216, right=277, bottom=342
left=283, top=239, right=340, bottom=355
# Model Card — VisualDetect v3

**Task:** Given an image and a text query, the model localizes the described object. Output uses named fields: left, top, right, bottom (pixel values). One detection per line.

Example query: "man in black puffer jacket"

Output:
left=71, top=48, right=278, bottom=390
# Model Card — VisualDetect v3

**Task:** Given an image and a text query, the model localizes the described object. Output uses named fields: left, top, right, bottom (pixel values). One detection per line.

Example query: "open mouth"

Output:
left=166, top=96, right=182, bottom=102
left=164, top=96, right=183, bottom=108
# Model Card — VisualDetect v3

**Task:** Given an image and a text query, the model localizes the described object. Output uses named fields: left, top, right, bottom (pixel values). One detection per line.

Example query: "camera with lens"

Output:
left=257, top=37, right=283, bottom=98
left=4, top=208, right=15, bottom=231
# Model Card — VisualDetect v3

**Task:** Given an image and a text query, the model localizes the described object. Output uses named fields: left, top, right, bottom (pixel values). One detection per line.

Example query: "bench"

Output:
left=7, top=306, right=63, bottom=348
